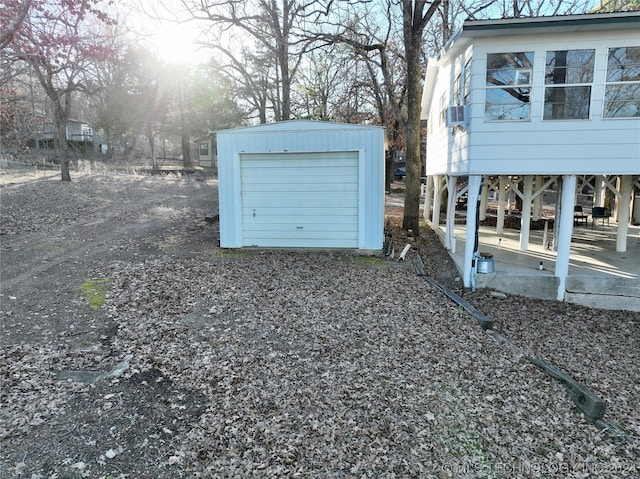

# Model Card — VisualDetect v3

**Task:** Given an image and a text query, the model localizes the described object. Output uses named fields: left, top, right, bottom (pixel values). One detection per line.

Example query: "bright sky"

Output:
left=148, top=20, right=208, bottom=65
left=123, top=0, right=210, bottom=66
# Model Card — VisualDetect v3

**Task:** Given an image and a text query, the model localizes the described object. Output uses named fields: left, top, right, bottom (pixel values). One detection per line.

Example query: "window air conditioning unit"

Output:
left=446, top=105, right=468, bottom=127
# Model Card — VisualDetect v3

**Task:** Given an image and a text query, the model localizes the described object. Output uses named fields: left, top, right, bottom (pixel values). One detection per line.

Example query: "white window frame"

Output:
left=543, top=49, right=595, bottom=121
left=603, top=46, right=640, bottom=119
left=463, top=59, right=472, bottom=104
left=485, top=51, right=534, bottom=121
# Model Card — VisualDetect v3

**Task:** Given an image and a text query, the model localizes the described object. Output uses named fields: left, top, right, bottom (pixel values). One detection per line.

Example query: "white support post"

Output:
left=497, top=176, right=506, bottom=235
left=616, top=175, right=633, bottom=253
left=432, top=175, right=442, bottom=228
left=519, top=175, right=534, bottom=251
left=423, top=175, right=434, bottom=222
left=555, top=174, right=576, bottom=301
left=532, top=175, right=543, bottom=220
left=615, top=176, right=623, bottom=223
left=595, top=175, right=605, bottom=207
left=445, top=176, right=458, bottom=251
left=479, top=181, right=489, bottom=221
left=463, top=175, right=483, bottom=288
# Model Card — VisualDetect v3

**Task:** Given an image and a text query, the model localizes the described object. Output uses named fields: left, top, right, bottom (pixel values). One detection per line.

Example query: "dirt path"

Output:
left=1, top=172, right=218, bottom=477
left=1, top=173, right=217, bottom=347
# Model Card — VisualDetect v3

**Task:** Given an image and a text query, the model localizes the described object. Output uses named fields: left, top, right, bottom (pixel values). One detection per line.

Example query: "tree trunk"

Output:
left=178, top=87, right=192, bottom=167
left=402, top=29, right=423, bottom=234
left=279, top=45, right=291, bottom=120
left=54, top=101, right=71, bottom=182
left=385, top=147, right=395, bottom=193
left=181, top=133, right=192, bottom=167
left=278, top=0, right=291, bottom=121
left=59, top=155, right=71, bottom=181
left=149, top=133, right=157, bottom=170
left=385, top=120, right=400, bottom=193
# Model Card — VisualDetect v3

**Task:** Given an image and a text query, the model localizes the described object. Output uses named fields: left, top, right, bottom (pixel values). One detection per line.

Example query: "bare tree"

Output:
left=294, top=45, right=361, bottom=120
left=400, top=0, right=442, bottom=234
left=8, top=0, right=115, bottom=180
left=311, top=1, right=409, bottom=191
left=176, top=0, right=323, bottom=121
left=0, top=0, right=33, bottom=50
left=209, top=43, right=276, bottom=123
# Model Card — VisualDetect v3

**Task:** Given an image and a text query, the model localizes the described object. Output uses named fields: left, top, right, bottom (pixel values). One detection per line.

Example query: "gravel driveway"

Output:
left=1, top=169, right=638, bottom=478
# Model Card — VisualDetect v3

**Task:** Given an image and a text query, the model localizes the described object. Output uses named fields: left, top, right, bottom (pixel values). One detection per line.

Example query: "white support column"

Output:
left=433, top=175, right=442, bottom=228
left=532, top=175, right=543, bottom=220
left=633, top=176, right=640, bottom=224
left=479, top=181, right=489, bottom=221
left=555, top=174, right=576, bottom=301
left=615, top=176, right=623, bottom=223
left=497, top=176, right=506, bottom=235
left=519, top=175, right=534, bottom=251
left=616, top=175, right=633, bottom=253
left=594, top=175, right=606, bottom=207
left=463, top=175, right=483, bottom=288
left=445, top=176, right=458, bottom=251
left=423, top=175, right=434, bottom=222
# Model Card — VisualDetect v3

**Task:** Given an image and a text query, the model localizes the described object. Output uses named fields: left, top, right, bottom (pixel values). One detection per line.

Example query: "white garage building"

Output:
left=217, top=120, right=385, bottom=251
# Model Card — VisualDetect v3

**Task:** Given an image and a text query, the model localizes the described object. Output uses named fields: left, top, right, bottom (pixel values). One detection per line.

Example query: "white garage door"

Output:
left=240, top=152, right=359, bottom=248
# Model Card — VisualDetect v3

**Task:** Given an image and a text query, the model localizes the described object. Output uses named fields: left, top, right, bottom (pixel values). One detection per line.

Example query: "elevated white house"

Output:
left=421, top=12, right=640, bottom=302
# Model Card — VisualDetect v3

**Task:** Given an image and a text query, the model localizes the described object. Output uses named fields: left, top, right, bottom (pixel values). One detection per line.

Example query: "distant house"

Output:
left=420, top=12, right=640, bottom=300
left=195, top=133, right=215, bottom=170
left=35, top=119, right=95, bottom=156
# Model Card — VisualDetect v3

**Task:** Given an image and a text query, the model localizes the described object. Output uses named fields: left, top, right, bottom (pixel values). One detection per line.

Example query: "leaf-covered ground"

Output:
left=1, top=169, right=638, bottom=478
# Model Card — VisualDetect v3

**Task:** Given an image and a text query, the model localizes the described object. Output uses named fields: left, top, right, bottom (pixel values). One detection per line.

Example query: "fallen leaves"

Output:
left=0, top=170, right=638, bottom=478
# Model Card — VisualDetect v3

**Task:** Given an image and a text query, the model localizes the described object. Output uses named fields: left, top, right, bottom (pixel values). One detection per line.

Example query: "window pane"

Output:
left=464, top=60, right=472, bottom=103
left=544, top=86, right=591, bottom=120
left=485, top=88, right=531, bottom=120
left=487, top=52, right=534, bottom=86
left=545, top=50, right=595, bottom=84
left=454, top=74, right=462, bottom=105
left=607, top=47, right=640, bottom=82
left=604, top=84, right=640, bottom=118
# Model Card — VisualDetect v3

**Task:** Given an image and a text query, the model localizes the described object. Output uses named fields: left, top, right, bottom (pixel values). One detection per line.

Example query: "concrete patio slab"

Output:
left=433, top=220, right=640, bottom=312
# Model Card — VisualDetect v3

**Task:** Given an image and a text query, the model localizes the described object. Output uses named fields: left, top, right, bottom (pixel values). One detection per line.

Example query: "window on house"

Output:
left=544, top=49, right=595, bottom=120
left=453, top=59, right=472, bottom=106
left=453, top=74, right=462, bottom=106
left=604, top=46, right=640, bottom=118
left=199, top=142, right=209, bottom=156
left=485, top=52, right=533, bottom=121
left=439, top=93, right=447, bottom=125
left=463, top=59, right=472, bottom=104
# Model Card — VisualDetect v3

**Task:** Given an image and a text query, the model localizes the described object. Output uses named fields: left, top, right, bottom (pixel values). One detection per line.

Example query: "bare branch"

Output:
left=0, top=0, right=34, bottom=50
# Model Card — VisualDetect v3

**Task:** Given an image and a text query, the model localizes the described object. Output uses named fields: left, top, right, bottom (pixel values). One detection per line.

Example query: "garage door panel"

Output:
left=243, top=214, right=358, bottom=224
left=245, top=223, right=358, bottom=235
left=242, top=170, right=357, bottom=185
left=242, top=182, right=358, bottom=193
left=243, top=229, right=358, bottom=241
left=241, top=156, right=353, bottom=168
left=242, top=195, right=358, bottom=209
left=240, top=151, right=359, bottom=248
left=245, top=238, right=358, bottom=248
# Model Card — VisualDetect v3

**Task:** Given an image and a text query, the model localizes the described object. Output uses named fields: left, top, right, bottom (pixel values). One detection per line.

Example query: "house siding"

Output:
left=426, top=28, right=640, bottom=176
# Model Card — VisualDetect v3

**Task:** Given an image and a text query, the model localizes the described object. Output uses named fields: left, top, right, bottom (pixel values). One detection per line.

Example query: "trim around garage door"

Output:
left=240, top=151, right=359, bottom=248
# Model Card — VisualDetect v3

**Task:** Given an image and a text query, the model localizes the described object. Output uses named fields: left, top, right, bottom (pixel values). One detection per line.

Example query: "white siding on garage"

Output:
left=240, top=152, right=359, bottom=248
left=217, top=120, right=384, bottom=251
